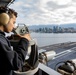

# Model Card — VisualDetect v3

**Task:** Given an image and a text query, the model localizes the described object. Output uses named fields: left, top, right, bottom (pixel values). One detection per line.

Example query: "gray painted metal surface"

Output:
left=38, top=63, right=61, bottom=75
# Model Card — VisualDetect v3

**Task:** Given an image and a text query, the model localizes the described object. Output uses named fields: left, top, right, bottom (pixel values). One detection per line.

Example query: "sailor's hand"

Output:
left=18, top=34, right=32, bottom=41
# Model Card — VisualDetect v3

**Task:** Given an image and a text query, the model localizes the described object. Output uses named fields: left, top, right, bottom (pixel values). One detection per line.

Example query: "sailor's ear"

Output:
left=0, top=13, right=10, bottom=26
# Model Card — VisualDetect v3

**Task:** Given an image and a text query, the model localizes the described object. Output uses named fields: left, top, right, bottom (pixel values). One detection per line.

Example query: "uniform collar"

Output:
left=0, top=30, right=5, bottom=36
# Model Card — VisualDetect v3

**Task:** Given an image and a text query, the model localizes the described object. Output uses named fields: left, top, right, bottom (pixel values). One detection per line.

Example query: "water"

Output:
left=31, top=33, right=76, bottom=47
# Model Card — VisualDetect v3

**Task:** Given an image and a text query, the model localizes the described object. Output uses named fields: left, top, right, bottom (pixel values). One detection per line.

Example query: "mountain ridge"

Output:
left=28, top=23, right=76, bottom=29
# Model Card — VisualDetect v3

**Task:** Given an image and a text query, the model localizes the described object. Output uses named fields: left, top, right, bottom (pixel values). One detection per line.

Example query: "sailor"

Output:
left=0, top=7, right=31, bottom=75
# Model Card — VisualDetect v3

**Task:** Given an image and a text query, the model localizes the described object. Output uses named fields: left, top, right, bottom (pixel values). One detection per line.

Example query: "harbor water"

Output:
left=31, top=33, right=76, bottom=47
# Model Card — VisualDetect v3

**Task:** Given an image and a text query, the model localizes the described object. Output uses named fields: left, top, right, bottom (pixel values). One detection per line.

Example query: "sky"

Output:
left=9, top=0, right=76, bottom=25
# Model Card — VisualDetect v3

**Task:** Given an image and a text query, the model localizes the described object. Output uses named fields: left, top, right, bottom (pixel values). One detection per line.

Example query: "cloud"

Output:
left=9, top=0, right=76, bottom=25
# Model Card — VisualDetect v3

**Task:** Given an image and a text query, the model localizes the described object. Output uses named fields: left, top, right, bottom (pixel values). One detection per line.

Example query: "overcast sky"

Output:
left=10, top=0, right=76, bottom=25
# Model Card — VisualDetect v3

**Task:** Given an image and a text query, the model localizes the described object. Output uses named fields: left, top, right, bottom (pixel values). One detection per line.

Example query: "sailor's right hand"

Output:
left=18, top=34, right=32, bottom=41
